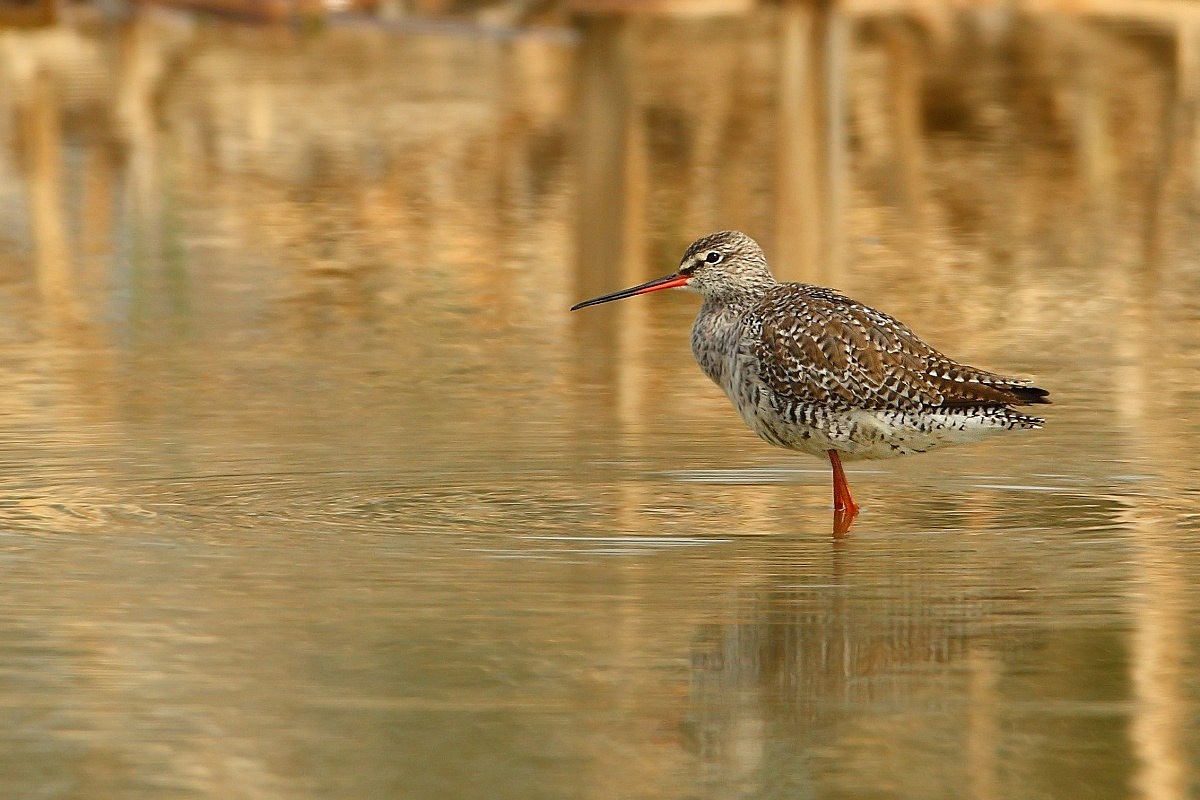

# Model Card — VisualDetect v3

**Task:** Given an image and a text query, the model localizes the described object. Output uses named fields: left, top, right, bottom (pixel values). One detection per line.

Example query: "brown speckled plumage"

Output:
left=572, top=230, right=1050, bottom=520
left=746, top=284, right=1045, bottom=416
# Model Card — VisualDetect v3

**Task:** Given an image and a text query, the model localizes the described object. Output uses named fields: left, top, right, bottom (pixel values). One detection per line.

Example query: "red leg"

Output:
left=827, top=450, right=860, bottom=515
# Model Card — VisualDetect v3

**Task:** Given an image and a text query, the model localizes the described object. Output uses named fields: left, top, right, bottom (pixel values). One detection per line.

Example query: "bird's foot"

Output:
left=827, top=449, right=860, bottom=534
left=833, top=505, right=858, bottom=538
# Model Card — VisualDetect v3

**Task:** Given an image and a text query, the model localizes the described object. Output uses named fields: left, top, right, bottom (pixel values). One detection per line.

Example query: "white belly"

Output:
left=742, top=402, right=1035, bottom=461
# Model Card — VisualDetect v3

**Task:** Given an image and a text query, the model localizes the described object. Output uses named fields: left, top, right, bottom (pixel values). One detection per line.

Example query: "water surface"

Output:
left=0, top=8, right=1198, bottom=798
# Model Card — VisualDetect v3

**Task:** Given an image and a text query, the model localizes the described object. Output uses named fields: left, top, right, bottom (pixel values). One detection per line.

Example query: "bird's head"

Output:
left=570, top=230, right=775, bottom=311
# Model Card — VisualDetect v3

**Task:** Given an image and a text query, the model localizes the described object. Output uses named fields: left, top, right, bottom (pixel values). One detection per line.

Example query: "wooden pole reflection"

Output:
left=1114, top=284, right=1190, bottom=800
left=774, top=2, right=823, bottom=283
left=20, top=69, right=78, bottom=318
left=1128, top=537, right=1189, bottom=800
left=573, top=13, right=645, bottom=302
left=966, top=646, right=1000, bottom=800
left=115, top=16, right=168, bottom=339
left=571, top=12, right=658, bottom=537
left=822, top=1, right=849, bottom=278
left=774, top=1, right=848, bottom=284
left=1178, top=23, right=1200, bottom=189
left=1140, top=31, right=1176, bottom=274
left=1069, top=22, right=1118, bottom=253
left=1102, top=252, right=1193, bottom=799
left=882, top=16, right=924, bottom=236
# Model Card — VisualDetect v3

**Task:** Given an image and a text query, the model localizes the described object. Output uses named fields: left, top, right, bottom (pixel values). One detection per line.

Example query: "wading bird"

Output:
left=571, top=231, right=1049, bottom=534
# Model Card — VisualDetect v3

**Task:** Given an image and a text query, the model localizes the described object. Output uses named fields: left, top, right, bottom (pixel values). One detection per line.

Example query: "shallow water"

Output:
left=0, top=7, right=1199, bottom=799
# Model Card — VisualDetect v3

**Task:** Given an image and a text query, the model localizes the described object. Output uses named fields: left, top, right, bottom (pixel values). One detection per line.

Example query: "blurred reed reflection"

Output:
left=0, top=4, right=1197, bottom=799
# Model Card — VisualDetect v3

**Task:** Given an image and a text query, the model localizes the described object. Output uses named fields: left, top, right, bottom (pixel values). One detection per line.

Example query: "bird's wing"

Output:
left=747, top=284, right=1038, bottom=410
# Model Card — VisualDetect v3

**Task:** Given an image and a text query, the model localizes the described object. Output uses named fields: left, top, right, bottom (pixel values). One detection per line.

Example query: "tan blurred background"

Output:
left=0, top=2, right=1197, bottom=799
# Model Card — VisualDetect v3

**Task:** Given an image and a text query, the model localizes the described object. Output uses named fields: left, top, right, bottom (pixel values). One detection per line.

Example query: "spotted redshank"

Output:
left=571, top=230, right=1049, bottom=532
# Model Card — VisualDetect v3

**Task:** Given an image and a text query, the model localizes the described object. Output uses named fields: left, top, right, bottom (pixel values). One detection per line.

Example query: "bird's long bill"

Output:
left=570, top=273, right=690, bottom=311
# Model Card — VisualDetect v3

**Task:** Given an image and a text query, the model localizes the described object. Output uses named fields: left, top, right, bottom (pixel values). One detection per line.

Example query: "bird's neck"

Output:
left=692, top=279, right=775, bottom=385
left=699, top=275, right=776, bottom=313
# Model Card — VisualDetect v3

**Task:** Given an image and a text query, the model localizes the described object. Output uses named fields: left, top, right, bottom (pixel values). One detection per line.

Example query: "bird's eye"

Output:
left=705, top=251, right=723, bottom=264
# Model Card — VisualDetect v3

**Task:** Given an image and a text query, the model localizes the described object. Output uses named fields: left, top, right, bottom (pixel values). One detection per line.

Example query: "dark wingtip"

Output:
left=1011, top=385, right=1051, bottom=405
